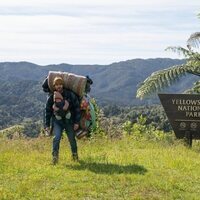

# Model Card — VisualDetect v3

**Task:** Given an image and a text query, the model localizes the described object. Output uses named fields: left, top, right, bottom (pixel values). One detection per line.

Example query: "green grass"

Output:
left=0, top=136, right=200, bottom=200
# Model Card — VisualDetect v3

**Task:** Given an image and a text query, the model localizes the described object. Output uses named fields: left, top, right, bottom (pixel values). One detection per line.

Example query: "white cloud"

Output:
left=0, top=0, right=199, bottom=64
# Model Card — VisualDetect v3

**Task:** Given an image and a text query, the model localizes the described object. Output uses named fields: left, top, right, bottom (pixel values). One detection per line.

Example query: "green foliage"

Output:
left=0, top=125, right=24, bottom=139
left=122, top=121, right=132, bottom=135
left=92, top=104, right=128, bottom=139
left=89, top=98, right=99, bottom=131
left=103, top=104, right=171, bottom=132
left=0, top=103, right=172, bottom=139
left=0, top=120, right=43, bottom=139
left=122, top=115, right=175, bottom=143
left=92, top=105, right=172, bottom=141
left=22, top=119, right=42, bottom=138
left=83, top=98, right=106, bottom=138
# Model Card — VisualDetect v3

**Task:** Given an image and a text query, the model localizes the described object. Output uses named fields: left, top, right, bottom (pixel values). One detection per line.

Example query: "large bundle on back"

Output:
left=48, top=71, right=87, bottom=97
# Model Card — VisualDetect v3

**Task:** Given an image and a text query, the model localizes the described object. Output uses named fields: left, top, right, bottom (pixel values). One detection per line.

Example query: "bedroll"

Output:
left=48, top=71, right=87, bottom=97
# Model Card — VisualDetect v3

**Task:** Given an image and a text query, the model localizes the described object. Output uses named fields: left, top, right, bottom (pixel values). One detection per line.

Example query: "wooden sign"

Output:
left=158, top=94, right=200, bottom=142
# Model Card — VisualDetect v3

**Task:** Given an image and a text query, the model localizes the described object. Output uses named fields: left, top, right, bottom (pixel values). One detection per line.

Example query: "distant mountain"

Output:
left=0, top=58, right=196, bottom=105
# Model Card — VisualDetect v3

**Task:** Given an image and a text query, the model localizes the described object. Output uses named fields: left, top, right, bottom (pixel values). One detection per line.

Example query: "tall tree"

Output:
left=136, top=14, right=200, bottom=99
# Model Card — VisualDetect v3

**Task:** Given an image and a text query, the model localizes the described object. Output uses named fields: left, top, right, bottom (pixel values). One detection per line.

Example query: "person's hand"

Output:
left=45, top=127, right=51, bottom=136
left=53, top=104, right=59, bottom=111
left=73, top=124, right=79, bottom=131
left=63, top=100, right=69, bottom=111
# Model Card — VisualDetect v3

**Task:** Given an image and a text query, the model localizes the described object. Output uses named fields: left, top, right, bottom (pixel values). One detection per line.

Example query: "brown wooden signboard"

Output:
left=158, top=94, right=200, bottom=145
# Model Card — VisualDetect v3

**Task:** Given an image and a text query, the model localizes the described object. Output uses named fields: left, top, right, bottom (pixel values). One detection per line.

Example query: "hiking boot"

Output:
left=52, top=154, right=59, bottom=165
left=72, top=153, right=79, bottom=161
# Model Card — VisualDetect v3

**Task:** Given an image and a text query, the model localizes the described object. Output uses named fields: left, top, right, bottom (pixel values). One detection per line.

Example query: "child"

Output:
left=53, top=86, right=70, bottom=120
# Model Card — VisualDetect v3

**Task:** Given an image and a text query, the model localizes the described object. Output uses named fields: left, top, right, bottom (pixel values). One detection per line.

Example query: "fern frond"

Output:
left=186, top=57, right=200, bottom=75
left=184, top=81, right=200, bottom=94
left=136, top=65, right=188, bottom=99
left=165, top=46, right=191, bottom=57
left=187, top=32, right=200, bottom=48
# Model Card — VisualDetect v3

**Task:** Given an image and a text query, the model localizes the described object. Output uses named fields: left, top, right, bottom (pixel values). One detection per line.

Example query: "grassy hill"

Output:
left=0, top=136, right=200, bottom=199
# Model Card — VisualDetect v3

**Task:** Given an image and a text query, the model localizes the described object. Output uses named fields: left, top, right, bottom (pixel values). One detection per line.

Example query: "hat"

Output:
left=53, top=76, right=64, bottom=86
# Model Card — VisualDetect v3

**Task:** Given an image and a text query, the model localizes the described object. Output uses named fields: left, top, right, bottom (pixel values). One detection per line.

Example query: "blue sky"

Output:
left=0, top=0, right=199, bottom=65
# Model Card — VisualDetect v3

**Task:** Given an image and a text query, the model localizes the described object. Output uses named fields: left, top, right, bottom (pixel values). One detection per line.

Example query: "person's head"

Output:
left=53, top=76, right=64, bottom=92
left=54, top=91, right=63, bottom=102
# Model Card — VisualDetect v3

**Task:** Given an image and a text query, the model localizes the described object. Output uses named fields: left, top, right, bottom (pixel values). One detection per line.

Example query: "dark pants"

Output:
left=52, top=118, right=77, bottom=156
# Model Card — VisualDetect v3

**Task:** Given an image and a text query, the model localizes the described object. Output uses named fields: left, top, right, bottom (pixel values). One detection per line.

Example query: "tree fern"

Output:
left=137, top=14, right=200, bottom=100
left=136, top=64, right=188, bottom=99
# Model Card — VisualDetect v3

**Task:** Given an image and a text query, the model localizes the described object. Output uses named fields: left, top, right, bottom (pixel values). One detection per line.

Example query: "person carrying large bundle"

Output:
left=43, top=71, right=95, bottom=165
left=43, top=71, right=96, bottom=134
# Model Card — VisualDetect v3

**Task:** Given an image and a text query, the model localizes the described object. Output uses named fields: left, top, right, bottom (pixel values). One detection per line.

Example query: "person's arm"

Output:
left=70, top=92, right=81, bottom=125
left=44, top=94, right=54, bottom=128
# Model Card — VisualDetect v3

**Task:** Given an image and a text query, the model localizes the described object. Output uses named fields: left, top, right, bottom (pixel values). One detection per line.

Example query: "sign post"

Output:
left=158, top=94, right=200, bottom=147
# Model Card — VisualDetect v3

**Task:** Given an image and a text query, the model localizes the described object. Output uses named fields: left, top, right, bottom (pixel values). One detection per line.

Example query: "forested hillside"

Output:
left=0, top=58, right=190, bottom=105
left=0, top=58, right=198, bottom=131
